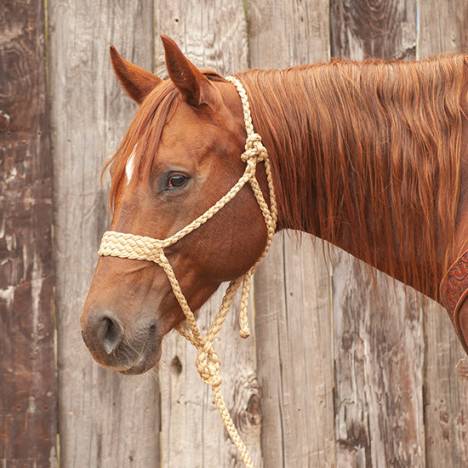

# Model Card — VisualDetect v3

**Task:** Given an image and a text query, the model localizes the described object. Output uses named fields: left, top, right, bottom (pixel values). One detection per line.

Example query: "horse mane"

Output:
left=238, top=55, right=466, bottom=299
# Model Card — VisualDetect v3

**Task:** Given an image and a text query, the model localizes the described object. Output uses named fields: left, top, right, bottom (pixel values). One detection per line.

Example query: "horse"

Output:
left=80, top=35, right=468, bottom=378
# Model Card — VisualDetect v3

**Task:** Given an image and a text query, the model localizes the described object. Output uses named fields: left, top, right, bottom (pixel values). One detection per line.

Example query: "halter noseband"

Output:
left=98, top=76, right=277, bottom=467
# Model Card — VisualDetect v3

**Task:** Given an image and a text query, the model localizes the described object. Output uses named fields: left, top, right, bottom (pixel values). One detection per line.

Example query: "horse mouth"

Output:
left=118, top=346, right=161, bottom=375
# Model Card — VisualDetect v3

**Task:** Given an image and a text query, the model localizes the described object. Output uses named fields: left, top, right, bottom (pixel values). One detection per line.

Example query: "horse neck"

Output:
left=241, top=58, right=465, bottom=299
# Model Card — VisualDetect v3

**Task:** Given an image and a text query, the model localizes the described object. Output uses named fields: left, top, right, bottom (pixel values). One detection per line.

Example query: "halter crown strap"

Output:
left=98, top=75, right=277, bottom=468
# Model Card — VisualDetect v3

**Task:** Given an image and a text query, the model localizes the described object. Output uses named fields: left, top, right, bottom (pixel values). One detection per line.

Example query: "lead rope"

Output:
left=98, top=75, right=277, bottom=467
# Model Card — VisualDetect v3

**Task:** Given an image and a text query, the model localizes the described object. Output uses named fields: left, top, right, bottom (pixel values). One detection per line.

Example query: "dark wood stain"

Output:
left=0, top=0, right=57, bottom=466
left=331, top=0, right=416, bottom=59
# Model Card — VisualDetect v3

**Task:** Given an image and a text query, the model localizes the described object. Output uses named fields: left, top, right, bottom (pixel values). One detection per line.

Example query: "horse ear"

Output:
left=161, top=35, right=217, bottom=107
left=110, top=46, right=161, bottom=104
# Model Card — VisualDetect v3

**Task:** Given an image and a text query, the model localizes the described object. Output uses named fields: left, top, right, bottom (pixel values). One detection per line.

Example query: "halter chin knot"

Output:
left=196, top=345, right=222, bottom=388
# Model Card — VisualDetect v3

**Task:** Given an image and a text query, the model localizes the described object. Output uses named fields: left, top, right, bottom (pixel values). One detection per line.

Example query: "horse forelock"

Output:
left=104, top=80, right=177, bottom=207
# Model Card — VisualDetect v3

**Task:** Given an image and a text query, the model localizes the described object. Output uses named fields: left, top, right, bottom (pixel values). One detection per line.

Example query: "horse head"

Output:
left=80, top=36, right=270, bottom=374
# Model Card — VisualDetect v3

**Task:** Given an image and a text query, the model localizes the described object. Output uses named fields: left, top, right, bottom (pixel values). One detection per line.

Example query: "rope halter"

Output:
left=98, top=75, right=277, bottom=468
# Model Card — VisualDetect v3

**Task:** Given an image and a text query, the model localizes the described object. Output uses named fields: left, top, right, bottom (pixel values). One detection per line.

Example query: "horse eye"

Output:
left=166, top=172, right=189, bottom=191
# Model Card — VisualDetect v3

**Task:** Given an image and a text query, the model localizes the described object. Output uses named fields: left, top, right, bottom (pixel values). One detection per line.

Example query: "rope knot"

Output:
left=196, top=345, right=222, bottom=388
left=241, top=133, right=267, bottom=164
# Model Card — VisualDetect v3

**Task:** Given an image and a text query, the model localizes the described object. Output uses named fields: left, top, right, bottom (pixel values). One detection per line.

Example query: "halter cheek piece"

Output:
left=98, top=76, right=277, bottom=468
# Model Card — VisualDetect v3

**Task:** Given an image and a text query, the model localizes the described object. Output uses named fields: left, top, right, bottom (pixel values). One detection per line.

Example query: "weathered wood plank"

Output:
left=331, top=0, right=416, bottom=60
left=48, top=1, right=160, bottom=466
left=248, top=2, right=335, bottom=467
left=418, top=2, right=468, bottom=465
left=154, top=3, right=260, bottom=467
left=248, top=0, right=330, bottom=67
left=332, top=257, right=426, bottom=466
left=0, top=1, right=57, bottom=466
left=330, top=1, right=426, bottom=466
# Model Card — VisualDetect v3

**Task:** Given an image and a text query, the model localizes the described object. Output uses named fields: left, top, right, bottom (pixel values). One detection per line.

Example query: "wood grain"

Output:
left=48, top=1, right=160, bottom=466
left=0, top=1, right=57, bottom=466
left=154, top=3, right=260, bottom=467
left=248, top=2, right=335, bottom=467
left=330, top=1, right=428, bottom=466
left=418, top=1, right=468, bottom=465
left=332, top=256, right=426, bottom=466
left=331, top=0, right=416, bottom=60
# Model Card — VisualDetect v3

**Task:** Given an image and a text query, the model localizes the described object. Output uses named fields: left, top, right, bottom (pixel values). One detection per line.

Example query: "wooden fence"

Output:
left=1, top=0, right=467, bottom=467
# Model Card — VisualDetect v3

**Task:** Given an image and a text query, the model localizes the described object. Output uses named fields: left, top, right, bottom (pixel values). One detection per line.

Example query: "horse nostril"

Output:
left=98, top=315, right=123, bottom=355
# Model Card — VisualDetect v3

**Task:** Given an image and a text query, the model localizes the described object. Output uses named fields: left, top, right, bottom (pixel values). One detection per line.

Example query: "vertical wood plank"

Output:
left=0, top=1, right=57, bottom=466
left=332, top=257, right=426, bottom=466
left=154, top=3, right=260, bottom=467
left=48, top=1, right=160, bottom=467
left=330, top=1, right=427, bottom=466
left=248, top=2, right=335, bottom=467
left=418, top=2, right=468, bottom=465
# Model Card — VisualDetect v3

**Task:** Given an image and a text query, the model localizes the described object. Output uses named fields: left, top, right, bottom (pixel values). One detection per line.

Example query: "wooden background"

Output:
left=1, top=0, right=467, bottom=466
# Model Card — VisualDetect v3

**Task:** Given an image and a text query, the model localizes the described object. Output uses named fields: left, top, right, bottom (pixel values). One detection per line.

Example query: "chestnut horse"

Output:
left=81, top=35, right=468, bottom=376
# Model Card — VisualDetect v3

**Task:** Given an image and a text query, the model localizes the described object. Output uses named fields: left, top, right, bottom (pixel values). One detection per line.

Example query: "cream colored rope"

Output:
left=98, top=75, right=277, bottom=468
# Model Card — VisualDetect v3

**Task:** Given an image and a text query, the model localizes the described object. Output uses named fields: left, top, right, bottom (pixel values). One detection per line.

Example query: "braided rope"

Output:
left=98, top=75, right=277, bottom=467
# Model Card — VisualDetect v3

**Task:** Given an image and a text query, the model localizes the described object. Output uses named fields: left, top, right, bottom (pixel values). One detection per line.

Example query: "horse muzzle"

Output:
left=80, top=308, right=161, bottom=374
